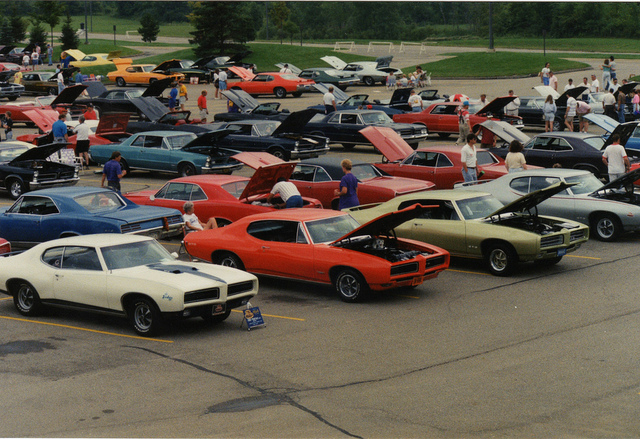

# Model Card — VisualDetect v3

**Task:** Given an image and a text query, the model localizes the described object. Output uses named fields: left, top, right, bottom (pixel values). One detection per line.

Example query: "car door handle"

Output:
left=261, top=246, right=270, bottom=250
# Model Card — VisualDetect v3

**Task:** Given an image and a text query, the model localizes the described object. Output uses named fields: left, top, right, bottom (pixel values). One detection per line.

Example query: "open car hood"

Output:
left=614, top=82, right=639, bottom=100
left=10, top=142, right=68, bottom=163
left=582, top=113, right=619, bottom=134
left=227, top=66, right=255, bottom=81
left=61, top=49, right=86, bottom=61
left=275, top=63, right=302, bottom=75
left=0, top=45, right=15, bottom=56
left=85, top=81, right=107, bottom=98
left=272, top=109, right=318, bottom=136
left=221, top=89, right=259, bottom=113
left=22, top=109, right=59, bottom=132
left=596, top=167, right=640, bottom=193
left=389, top=88, right=413, bottom=105
left=359, top=126, right=413, bottom=162
left=129, top=96, right=169, bottom=122
left=228, top=51, right=251, bottom=63
left=487, top=181, right=573, bottom=217
left=51, top=84, right=86, bottom=105
left=191, top=55, right=216, bottom=69
left=181, top=130, right=237, bottom=150
left=96, top=113, right=129, bottom=136
left=321, top=56, right=347, bottom=70
left=376, top=56, right=393, bottom=68
left=153, top=59, right=181, bottom=72
left=231, top=151, right=285, bottom=170
left=475, top=96, right=516, bottom=115
left=312, top=83, right=350, bottom=103
left=332, top=204, right=428, bottom=245
left=534, top=85, right=560, bottom=100
left=601, top=121, right=639, bottom=149
left=142, top=77, right=172, bottom=97
left=478, top=120, right=531, bottom=144
left=239, top=162, right=296, bottom=200
left=556, top=86, right=588, bottom=107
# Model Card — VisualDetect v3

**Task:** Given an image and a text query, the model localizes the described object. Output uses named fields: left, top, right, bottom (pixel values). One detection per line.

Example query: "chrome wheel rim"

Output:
left=337, top=274, right=359, bottom=298
left=134, top=303, right=153, bottom=331
left=597, top=218, right=615, bottom=239
left=220, top=257, right=238, bottom=268
left=490, top=249, right=508, bottom=272
left=17, top=285, right=34, bottom=310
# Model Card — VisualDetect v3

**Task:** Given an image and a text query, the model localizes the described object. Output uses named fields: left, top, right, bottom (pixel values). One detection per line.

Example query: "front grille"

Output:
left=541, top=235, right=564, bottom=248
left=166, top=215, right=183, bottom=225
left=184, top=288, right=220, bottom=304
left=570, top=230, right=587, bottom=242
left=391, top=262, right=419, bottom=276
left=425, top=255, right=446, bottom=268
left=227, top=280, right=254, bottom=296
left=39, top=170, right=76, bottom=182
left=121, top=223, right=142, bottom=233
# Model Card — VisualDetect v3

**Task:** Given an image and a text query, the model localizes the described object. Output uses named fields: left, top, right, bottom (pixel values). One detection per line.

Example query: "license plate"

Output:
left=557, top=248, right=567, bottom=256
left=411, top=276, right=424, bottom=286
left=212, top=304, right=226, bottom=316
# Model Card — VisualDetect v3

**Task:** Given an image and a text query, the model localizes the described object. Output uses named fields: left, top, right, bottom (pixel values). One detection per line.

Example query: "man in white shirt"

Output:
left=57, top=70, right=65, bottom=94
left=609, top=77, right=620, bottom=93
left=268, top=177, right=303, bottom=208
left=323, top=86, right=336, bottom=114
left=279, top=63, right=292, bottom=74
left=565, top=96, right=578, bottom=131
left=217, top=69, right=227, bottom=91
left=460, top=134, right=478, bottom=183
left=73, top=116, right=91, bottom=168
left=564, top=78, right=575, bottom=91
left=602, top=133, right=630, bottom=181
left=408, top=90, right=423, bottom=112
left=602, top=89, right=617, bottom=119
left=505, top=90, right=520, bottom=116
left=590, top=74, right=599, bottom=93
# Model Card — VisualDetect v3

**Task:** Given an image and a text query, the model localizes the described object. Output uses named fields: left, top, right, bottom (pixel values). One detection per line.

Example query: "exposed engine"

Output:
left=492, top=216, right=570, bottom=235
left=334, top=235, right=421, bottom=262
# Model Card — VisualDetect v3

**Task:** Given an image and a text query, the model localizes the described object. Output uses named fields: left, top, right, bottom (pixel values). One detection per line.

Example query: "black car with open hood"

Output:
left=214, top=89, right=290, bottom=123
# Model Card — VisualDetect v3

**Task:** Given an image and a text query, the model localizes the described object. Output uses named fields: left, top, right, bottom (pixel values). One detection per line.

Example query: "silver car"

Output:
left=461, top=168, right=640, bottom=241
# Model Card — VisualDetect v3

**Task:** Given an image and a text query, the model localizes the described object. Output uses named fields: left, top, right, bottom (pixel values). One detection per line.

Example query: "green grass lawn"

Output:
left=64, top=15, right=192, bottom=38
left=406, top=52, right=590, bottom=78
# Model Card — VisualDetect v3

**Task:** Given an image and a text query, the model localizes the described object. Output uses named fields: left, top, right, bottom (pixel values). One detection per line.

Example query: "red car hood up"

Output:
left=22, top=108, right=59, bottom=132
left=231, top=151, right=284, bottom=169
left=359, top=126, right=413, bottom=163
left=239, top=162, right=297, bottom=200
left=96, top=113, right=130, bottom=136
left=228, top=66, right=255, bottom=81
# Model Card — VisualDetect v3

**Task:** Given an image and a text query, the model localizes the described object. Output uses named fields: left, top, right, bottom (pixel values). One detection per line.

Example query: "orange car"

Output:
left=107, top=58, right=184, bottom=87
left=228, top=66, right=314, bottom=98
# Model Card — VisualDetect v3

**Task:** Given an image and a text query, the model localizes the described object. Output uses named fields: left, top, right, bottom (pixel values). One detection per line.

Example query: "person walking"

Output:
left=47, top=44, right=53, bottom=66
left=603, top=88, right=617, bottom=120
left=57, top=69, right=65, bottom=94
left=334, top=159, right=359, bottom=210
left=590, top=74, right=600, bottom=93
left=168, top=82, right=178, bottom=112
left=100, top=151, right=127, bottom=193
left=22, top=53, right=30, bottom=71
left=213, top=69, right=220, bottom=99
left=2, top=111, right=13, bottom=141
left=505, top=140, right=527, bottom=173
left=218, top=69, right=228, bottom=92
left=73, top=116, right=91, bottom=168
left=540, top=62, right=550, bottom=86
left=617, top=89, right=627, bottom=123
left=460, top=134, right=479, bottom=183
left=455, top=101, right=471, bottom=145
left=548, top=71, right=558, bottom=91
left=543, top=95, right=557, bottom=132
left=602, top=133, right=630, bottom=182
left=267, top=177, right=303, bottom=208
left=323, top=86, right=336, bottom=114
left=197, top=90, right=208, bottom=122
left=408, top=90, right=423, bottom=112
left=31, top=50, right=39, bottom=71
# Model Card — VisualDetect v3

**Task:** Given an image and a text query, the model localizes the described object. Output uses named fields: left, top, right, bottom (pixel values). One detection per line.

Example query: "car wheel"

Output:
left=363, top=76, right=375, bottom=86
left=334, top=268, right=368, bottom=302
left=292, top=91, right=302, bottom=98
left=116, top=77, right=126, bottom=87
left=274, top=87, right=286, bottom=99
left=268, top=146, right=289, bottom=160
left=178, top=163, right=197, bottom=177
left=202, top=308, right=232, bottom=325
left=119, top=158, right=130, bottom=175
left=437, top=133, right=451, bottom=139
left=215, top=218, right=232, bottom=227
left=215, top=252, right=245, bottom=270
left=25, top=122, right=35, bottom=128
left=48, top=87, right=57, bottom=95
left=7, top=178, right=25, bottom=200
left=13, top=282, right=42, bottom=316
left=485, top=243, right=517, bottom=276
left=128, top=297, right=162, bottom=336
left=8, top=96, right=17, bottom=101
left=592, top=213, right=620, bottom=242
left=342, top=144, right=355, bottom=150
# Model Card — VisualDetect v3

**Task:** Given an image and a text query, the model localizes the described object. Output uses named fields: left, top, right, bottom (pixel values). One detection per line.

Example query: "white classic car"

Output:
left=321, top=56, right=402, bottom=86
left=0, top=234, right=258, bottom=336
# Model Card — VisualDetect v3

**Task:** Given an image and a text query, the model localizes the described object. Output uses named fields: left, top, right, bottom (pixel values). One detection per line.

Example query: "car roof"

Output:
left=168, top=175, right=249, bottom=185
left=23, top=186, right=117, bottom=198
left=392, top=189, right=493, bottom=203
left=239, top=208, right=346, bottom=223
left=416, top=145, right=462, bottom=155
left=533, top=132, right=601, bottom=140
left=498, top=168, right=589, bottom=178
left=130, top=130, right=197, bottom=137
left=37, top=233, right=152, bottom=248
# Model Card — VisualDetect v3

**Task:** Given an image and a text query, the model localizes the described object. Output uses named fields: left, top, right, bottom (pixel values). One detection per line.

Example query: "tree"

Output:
left=270, top=2, right=290, bottom=44
left=29, top=21, right=47, bottom=48
left=189, top=2, right=255, bottom=57
left=0, top=19, right=13, bottom=45
left=34, top=1, right=65, bottom=47
left=138, top=13, right=160, bottom=43
left=59, top=14, right=79, bottom=50
left=9, top=15, right=26, bottom=44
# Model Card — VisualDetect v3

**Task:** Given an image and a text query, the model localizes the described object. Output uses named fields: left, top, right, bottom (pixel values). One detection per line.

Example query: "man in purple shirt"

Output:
left=101, top=151, right=127, bottom=193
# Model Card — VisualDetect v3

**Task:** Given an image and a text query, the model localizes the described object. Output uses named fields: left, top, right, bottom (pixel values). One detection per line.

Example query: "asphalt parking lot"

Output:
left=2, top=73, right=640, bottom=437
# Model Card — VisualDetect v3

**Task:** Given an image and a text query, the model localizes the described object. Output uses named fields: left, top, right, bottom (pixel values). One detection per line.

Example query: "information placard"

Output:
left=242, top=306, right=265, bottom=331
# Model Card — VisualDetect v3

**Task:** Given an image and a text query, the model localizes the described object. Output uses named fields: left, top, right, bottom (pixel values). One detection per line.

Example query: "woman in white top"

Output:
left=183, top=202, right=218, bottom=233
left=543, top=95, right=557, bottom=132
left=505, top=140, right=527, bottom=173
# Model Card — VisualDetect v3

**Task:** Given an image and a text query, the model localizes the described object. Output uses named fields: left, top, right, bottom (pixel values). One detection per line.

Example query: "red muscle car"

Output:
left=0, top=85, right=87, bottom=124
left=124, top=162, right=322, bottom=226
left=362, top=126, right=509, bottom=189
left=228, top=66, right=315, bottom=98
left=232, top=152, right=434, bottom=210
left=184, top=205, right=450, bottom=302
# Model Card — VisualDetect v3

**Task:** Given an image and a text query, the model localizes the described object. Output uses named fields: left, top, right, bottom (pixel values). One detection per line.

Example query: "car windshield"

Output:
left=361, top=112, right=392, bottom=124
left=457, top=195, right=504, bottom=220
left=101, top=240, right=174, bottom=270
left=583, top=136, right=606, bottom=151
left=306, top=215, right=360, bottom=244
left=126, top=89, right=144, bottom=98
left=590, top=93, right=604, bottom=103
left=221, top=180, right=249, bottom=198
left=253, top=122, right=280, bottom=136
left=352, top=163, right=381, bottom=180
left=142, top=65, right=155, bottom=72
left=280, top=74, right=299, bottom=80
left=74, top=192, right=125, bottom=212
left=182, top=60, right=194, bottom=68
left=167, top=134, right=197, bottom=148
left=0, top=146, right=29, bottom=160
left=36, top=96, right=55, bottom=106
left=565, top=174, right=603, bottom=194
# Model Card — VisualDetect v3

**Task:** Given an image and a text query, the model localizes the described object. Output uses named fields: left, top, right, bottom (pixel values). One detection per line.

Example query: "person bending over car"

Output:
left=268, top=177, right=303, bottom=208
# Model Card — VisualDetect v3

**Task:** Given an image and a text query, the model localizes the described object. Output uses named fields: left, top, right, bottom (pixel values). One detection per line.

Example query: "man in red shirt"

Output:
left=83, top=104, right=98, bottom=120
left=197, top=90, right=208, bottom=123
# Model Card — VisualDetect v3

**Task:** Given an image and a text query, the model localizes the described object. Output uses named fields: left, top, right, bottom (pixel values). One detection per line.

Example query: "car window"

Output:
left=60, top=246, right=102, bottom=271
left=565, top=174, right=603, bottom=194
left=253, top=74, right=269, bottom=82
left=361, top=112, right=391, bottom=124
left=314, top=167, right=332, bottom=182
left=166, top=135, right=195, bottom=148
left=352, top=164, right=380, bottom=180
left=8, top=196, right=59, bottom=215
left=530, top=176, right=561, bottom=192
left=221, top=180, right=248, bottom=198
left=142, top=66, right=155, bottom=72
left=549, top=138, right=572, bottom=152
left=291, top=165, right=315, bottom=182
left=340, top=114, right=358, bottom=124
left=296, top=223, right=308, bottom=244
left=583, top=136, right=606, bottom=150
left=164, top=183, right=192, bottom=200
left=42, top=247, right=64, bottom=268
left=509, top=177, right=530, bottom=193
left=190, top=185, right=207, bottom=201
left=144, top=136, right=164, bottom=149
left=0, top=146, right=29, bottom=159
left=529, top=137, right=552, bottom=150
left=247, top=220, right=301, bottom=243
left=305, top=215, right=360, bottom=244
left=477, top=150, right=499, bottom=165
left=398, top=199, right=460, bottom=220
left=101, top=240, right=174, bottom=270
left=456, top=195, right=503, bottom=220
left=155, top=184, right=169, bottom=199
left=410, top=151, right=436, bottom=167
left=227, top=124, right=252, bottom=135
left=75, top=192, right=124, bottom=212
left=437, top=153, right=454, bottom=167
left=131, top=135, right=145, bottom=147
left=327, top=113, right=341, bottom=123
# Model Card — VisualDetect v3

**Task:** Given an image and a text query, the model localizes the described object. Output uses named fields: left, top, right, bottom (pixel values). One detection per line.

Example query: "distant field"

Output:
left=66, top=15, right=192, bottom=38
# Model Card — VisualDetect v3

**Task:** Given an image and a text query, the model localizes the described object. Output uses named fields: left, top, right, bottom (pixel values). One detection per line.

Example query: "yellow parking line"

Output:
left=0, top=297, right=11, bottom=301
left=0, top=316, right=173, bottom=343
left=447, top=269, right=491, bottom=275
left=231, top=309, right=305, bottom=321
left=566, top=255, right=601, bottom=260
left=396, top=294, right=420, bottom=299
